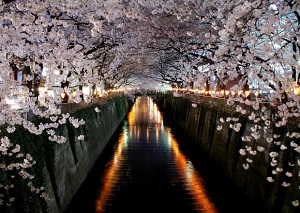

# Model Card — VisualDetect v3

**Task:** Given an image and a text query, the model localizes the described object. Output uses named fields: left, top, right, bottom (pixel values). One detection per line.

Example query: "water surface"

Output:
left=64, top=96, right=260, bottom=213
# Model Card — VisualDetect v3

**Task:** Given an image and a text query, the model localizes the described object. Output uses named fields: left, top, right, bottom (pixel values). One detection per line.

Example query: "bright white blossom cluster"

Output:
left=0, top=135, right=49, bottom=206
left=217, top=91, right=300, bottom=206
left=0, top=0, right=299, bottom=210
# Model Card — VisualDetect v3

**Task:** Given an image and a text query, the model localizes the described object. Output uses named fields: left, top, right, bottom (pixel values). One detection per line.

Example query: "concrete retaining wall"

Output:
left=1, top=95, right=133, bottom=213
left=44, top=95, right=132, bottom=213
left=157, top=94, right=300, bottom=213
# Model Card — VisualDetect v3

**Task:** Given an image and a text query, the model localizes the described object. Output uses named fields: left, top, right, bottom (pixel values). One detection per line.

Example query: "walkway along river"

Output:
left=64, top=96, right=261, bottom=213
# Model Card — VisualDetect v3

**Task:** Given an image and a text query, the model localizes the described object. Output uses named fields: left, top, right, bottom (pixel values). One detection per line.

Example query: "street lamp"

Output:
left=244, top=90, right=251, bottom=98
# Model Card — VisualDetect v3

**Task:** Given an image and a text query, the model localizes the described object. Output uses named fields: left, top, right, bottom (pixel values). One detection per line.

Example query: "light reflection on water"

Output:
left=95, top=96, right=218, bottom=212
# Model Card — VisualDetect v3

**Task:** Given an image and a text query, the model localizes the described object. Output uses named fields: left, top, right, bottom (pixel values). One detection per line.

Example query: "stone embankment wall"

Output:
left=45, top=95, right=133, bottom=213
left=2, top=95, right=133, bottom=213
left=155, top=94, right=300, bottom=213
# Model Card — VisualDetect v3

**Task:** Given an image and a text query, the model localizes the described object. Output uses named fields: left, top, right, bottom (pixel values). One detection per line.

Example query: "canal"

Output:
left=64, top=96, right=261, bottom=213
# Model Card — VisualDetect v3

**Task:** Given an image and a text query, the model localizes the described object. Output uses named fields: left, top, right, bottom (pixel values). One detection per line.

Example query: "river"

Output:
left=64, top=96, right=260, bottom=213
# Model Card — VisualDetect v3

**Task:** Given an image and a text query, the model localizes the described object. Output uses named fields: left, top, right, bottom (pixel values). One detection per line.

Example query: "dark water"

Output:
left=64, top=96, right=262, bottom=213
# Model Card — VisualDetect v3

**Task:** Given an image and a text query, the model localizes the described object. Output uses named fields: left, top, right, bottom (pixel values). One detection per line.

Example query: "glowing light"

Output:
left=82, top=85, right=90, bottom=95
left=294, top=85, right=300, bottom=95
left=244, top=90, right=250, bottom=97
left=53, top=70, right=60, bottom=75
left=60, top=92, right=66, bottom=99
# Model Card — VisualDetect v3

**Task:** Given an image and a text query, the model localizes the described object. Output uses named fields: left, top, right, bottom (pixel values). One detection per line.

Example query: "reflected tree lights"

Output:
left=166, top=130, right=218, bottom=212
left=95, top=96, right=218, bottom=212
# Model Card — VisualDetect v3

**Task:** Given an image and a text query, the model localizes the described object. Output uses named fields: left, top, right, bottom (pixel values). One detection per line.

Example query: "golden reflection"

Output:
left=128, top=96, right=163, bottom=125
left=127, top=101, right=136, bottom=126
left=138, top=126, right=140, bottom=140
left=166, top=130, right=218, bottom=212
left=146, top=127, right=149, bottom=142
left=95, top=132, right=126, bottom=211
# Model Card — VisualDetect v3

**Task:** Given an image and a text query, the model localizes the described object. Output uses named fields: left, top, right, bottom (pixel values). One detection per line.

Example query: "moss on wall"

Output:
left=0, top=95, right=131, bottom=213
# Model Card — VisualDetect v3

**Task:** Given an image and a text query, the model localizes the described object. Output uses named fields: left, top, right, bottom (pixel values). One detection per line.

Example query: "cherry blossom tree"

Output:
left=119, top=0, right=300, bottom=208
left=0, top=0, right=300, bottom=210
